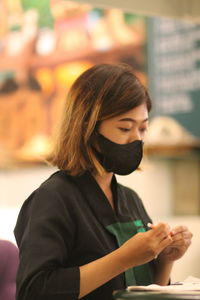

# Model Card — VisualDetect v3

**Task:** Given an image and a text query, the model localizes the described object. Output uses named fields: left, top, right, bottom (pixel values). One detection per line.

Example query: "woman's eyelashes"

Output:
left=118, top=127, right=147, bottom=133
left=118, top=127, right=131, bottom=132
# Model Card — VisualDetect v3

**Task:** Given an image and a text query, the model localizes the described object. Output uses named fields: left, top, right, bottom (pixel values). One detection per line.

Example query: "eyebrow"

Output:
left=118, top=117, right=149, bottom=124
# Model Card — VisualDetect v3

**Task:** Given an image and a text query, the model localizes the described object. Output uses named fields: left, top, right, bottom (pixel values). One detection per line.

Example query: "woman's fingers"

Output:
left=170, top=226, right=193, bottom=245
left=159, top=234, right=173, bottom=249
left=154, top=224, right=193, bottom=263
left=171, top=231, right=192, bottom=242
left=147, top=223, right=173, bottom=253
left=171, top=225, right=188, bottom=235
left=146, top=222, right=192, bottom=262
left=148, top=222, right=171, bottom=240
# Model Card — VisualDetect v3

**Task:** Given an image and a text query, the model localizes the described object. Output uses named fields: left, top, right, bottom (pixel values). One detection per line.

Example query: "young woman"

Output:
left=14, top=64, right=192, bottom=300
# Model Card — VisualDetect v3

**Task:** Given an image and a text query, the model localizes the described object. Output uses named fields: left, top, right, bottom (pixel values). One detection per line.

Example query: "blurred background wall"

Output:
left=0, top=0, right=200, bottom=283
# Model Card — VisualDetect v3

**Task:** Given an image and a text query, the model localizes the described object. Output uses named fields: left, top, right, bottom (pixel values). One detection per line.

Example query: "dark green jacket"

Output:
left=14, top=170, right=155, bottom=300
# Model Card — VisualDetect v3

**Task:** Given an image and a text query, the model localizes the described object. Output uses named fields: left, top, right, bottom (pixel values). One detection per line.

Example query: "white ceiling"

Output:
left=73, top=0, right=200, bottom=22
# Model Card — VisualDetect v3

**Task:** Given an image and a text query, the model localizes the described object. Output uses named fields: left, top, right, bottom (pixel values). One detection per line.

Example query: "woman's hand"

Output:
left=119, top=222, right=173, bottom=269
left=158, top=225, right=193, bottom=263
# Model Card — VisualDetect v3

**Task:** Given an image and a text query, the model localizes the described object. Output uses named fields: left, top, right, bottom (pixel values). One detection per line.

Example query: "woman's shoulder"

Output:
left=39, top=170, right=76, bottom=191
left=29, top=170, right=83, bottom=209
left=19, top=171, right=80, bottom=214
left=14, top=171, right=79, bottom=244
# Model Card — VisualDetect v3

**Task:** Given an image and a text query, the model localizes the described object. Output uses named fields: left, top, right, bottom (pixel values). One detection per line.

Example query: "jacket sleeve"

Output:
left=14, top=185, right=80, bottom=300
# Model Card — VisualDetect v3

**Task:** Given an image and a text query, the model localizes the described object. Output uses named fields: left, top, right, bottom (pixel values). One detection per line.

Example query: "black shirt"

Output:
left=14, top=170, right=155, bottom=300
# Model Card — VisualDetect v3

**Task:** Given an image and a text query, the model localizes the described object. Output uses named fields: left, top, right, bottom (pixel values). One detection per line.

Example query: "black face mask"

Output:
left=95, top=133, right=143, bottom=175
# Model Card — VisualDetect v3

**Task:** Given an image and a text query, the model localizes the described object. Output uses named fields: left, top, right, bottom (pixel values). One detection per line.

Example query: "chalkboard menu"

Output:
left=148, top=17, right=200, bottom=138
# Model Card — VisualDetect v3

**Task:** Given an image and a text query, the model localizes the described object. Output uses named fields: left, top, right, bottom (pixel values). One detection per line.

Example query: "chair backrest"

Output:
left=0, top=240, right=19, bottom=300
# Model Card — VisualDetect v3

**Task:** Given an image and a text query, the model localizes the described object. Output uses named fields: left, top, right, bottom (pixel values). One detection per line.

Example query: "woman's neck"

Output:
left=93, top=172, right=114, bottom=209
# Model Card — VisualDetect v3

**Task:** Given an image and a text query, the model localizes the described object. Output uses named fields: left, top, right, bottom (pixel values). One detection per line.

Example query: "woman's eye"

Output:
left=119, top=128, right=131, bottom=132
left=139, top=128, right=147, bottom=133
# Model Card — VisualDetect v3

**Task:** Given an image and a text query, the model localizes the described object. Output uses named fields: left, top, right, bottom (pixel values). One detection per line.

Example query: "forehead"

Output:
left=115, top=104, right=149, bottom=122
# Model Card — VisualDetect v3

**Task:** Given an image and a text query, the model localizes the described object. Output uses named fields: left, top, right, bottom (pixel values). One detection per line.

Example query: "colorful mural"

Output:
left=0, top=1, right=147, bottom=166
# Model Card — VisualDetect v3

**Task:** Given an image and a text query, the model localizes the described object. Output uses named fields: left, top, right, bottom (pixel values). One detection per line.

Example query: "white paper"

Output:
left=127, top=276, right=200, bottom=294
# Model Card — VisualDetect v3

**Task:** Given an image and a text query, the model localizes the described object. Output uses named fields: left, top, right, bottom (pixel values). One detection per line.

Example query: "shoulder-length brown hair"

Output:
left=47, top=63, right=152, bottom=176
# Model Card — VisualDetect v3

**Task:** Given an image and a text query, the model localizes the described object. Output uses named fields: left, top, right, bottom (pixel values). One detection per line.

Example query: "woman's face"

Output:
left=98, top=103, right=149, bottom=144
